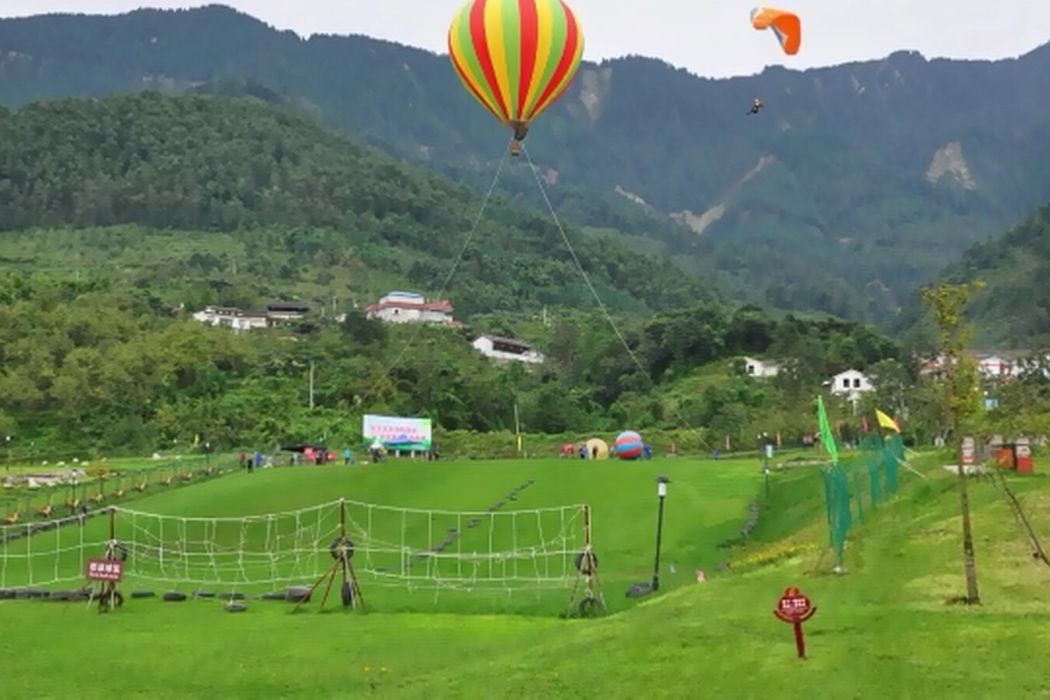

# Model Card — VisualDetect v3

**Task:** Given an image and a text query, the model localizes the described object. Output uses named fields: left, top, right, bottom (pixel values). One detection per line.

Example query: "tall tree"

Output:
left=920, top=281, right=985, bottom=605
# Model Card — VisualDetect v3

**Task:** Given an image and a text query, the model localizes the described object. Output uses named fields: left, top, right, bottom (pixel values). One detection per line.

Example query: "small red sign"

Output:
left=86, top=559, right=124, bottom=583
left=773, top=586, right=817, bottom=659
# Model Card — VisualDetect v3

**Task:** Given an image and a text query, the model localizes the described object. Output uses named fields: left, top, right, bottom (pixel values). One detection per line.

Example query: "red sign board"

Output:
left=773, top=586, right=817, bottom=659
left=86, top=559, right=124, bottom=583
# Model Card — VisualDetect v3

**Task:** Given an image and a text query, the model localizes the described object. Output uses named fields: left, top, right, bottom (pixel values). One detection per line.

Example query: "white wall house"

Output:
left=920, top=351, right=1026, bottom=381
left=744, top=357, right=780, bottom=378
left=829, top=369, right=874, bottom=403
left=192, top=306, right=269, bottom=333
left=366, top=292, right=457, bottom=326
left=472, top=335, right=545, bottom=365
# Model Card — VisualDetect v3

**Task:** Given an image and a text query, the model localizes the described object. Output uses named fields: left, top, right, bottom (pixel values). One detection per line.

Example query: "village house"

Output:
left=191, top=306, right=269, bottom=333
left=191, top=301, right=311, bottom=332
left=919, top=351, right=1028, bottom=381
left=366, top=291, right=458, bottom=326
left=472, top=335, right=545, bottom=365
left=743, top=357, right=780, bottom=378
left=828, top=369, right=874, bottom=404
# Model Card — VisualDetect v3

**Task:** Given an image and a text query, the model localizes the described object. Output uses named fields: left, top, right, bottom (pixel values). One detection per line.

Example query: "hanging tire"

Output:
left=578, top=596, right=602, bottom=617
left=163, top=592, right=187, bottom=602
left=131, top=591, right=155, bottom=599
left=98, top=590, right=123, bottom=612
left=574, top=550, right=599, bottom=575
left=108, top=540, right=128, bottom=561
left=329, top=537, right=355, bottom=561
left=224, top=602, right=248, bottom=613
left=341, top=581, right=354, bottom=608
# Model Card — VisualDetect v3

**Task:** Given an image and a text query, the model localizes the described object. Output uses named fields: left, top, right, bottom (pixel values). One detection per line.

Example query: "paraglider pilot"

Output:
left=747, top=98, right=765, bottom=116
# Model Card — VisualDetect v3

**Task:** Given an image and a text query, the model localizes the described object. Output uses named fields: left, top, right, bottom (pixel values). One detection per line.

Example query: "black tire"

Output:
left=329, top=537, right=355, bottom=561
left=223, top=592, right=246, bottom=601
left=224, top=602, right=248, bottom=613
left=285, top=586, right=311, bottom=603
left=261, top=591, right=286, bottom=601
left=163, top=592, right=187, bottom=602
left=574, top=550, right=599, bottom=575
left=578, top=596, right=602, bottom=617
left=341, top=581, right=354, bottom=608
left=193, top=591, right=216, bottom=599
left=109, top=541, right=129, bottom=561
left=131, top=591, right=155, bottom=599
left=98, top=590, right=123, bottom=612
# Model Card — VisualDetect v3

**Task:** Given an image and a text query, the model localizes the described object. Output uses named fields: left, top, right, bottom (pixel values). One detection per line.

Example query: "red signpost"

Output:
left=86, top=558, right=124, bottom=583
left=773, top=586, right=817, bottom=659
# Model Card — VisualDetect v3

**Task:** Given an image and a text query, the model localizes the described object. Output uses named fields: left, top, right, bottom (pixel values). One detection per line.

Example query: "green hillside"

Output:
left=3, top=6, right=1050, bottom=322
left=0, top=92, right=708, bottom=316
left=896, top=201, right=1050, bottom=347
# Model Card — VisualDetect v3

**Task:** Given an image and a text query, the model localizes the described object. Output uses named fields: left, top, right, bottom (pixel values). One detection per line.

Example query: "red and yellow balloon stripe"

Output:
left=449, top=0, right=584, bottom=130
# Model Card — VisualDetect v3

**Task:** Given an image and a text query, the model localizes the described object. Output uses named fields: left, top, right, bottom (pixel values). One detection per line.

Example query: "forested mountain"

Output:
left=0, top=90, right=904, bottom=455
left=0, top=92, right=710, bottom=315
left=2, top=5, right=1049, bottom=323
left=896, top=202, right=1050, bottom=348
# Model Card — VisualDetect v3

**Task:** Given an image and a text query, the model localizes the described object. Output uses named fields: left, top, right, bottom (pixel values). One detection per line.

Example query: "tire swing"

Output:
left=574, top=551, right=599, bottom=577
left=293, top=523, right=364, bottom=613
left=97, top=589, right=124, bottom=612
left=330, top=537, right=358, bottom=609
left=94, top=537, right=128, bottom=614
left=330, top=537, right=355, bottom=562
left=572, top=550, right=603, bottom=617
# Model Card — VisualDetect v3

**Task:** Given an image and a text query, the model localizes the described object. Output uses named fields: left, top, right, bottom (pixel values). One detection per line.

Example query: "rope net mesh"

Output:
left=1, top=500, right=588, bottom=600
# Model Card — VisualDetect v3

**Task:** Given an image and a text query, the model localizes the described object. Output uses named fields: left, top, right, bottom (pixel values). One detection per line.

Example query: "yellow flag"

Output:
left=875, top=409, right=900, bottom=433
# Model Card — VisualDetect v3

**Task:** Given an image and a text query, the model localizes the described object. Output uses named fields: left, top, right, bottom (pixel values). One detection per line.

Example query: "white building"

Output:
left=919, top=351, right=1026, bottom=381
left=472, top=335, right=545, bottom=365
left=829, top=369, right=874, bottom=403
left=192, top=306, right=269, bottom=333
left=191, top=301, right=310, bottom=333
left=366, top=292, right=457, bottom=326
left=744, top=357, right=780, bottom=378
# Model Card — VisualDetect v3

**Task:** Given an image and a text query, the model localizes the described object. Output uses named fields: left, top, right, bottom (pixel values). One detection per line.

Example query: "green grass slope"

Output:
left=2, top=455, right=1049, bottom=698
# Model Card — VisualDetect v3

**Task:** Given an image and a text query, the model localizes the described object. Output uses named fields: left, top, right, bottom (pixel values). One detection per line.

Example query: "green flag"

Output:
left=817, top=395, right=839, bottom=465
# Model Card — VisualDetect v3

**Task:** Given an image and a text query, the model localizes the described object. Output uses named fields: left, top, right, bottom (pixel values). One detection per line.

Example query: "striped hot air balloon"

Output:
left=448, top=0, right=585, bottom=155
left=614, top=431, right=644, bottom=461
left=750, top=7, right=802, bottom=56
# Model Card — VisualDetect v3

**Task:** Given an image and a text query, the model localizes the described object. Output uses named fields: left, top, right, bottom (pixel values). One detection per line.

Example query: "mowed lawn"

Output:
left=3, top=455, right=1050, bottom=698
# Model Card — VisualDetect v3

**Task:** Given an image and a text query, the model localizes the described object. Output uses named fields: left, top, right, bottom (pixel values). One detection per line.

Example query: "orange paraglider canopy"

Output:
left=751, top=7, right=801, bottom=56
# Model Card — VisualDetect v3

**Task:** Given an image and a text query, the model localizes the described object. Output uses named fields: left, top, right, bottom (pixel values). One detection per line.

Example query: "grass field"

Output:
left=2, top=454, right=1050, bottom=698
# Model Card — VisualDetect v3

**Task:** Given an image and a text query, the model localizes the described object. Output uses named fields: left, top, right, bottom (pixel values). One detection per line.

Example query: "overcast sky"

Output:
left=2, top=1, right=1047, bottom=78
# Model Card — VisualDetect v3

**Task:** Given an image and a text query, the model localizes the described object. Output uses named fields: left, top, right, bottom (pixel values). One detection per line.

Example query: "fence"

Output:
left=1, top=456, right=232, bottom=528
left=821, top=434, right=904, bottom=570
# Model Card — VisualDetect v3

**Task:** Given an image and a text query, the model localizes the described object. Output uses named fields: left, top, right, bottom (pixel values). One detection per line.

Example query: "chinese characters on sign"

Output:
left=86, top=559, right=124, bottom=583
left=773, top=586, right=817, bottom=659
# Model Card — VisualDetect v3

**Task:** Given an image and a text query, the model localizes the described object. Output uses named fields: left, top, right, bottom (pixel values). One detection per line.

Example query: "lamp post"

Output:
left=651, top=476, right=671, bottom=592
left=760, top=432, right=772, bottom=498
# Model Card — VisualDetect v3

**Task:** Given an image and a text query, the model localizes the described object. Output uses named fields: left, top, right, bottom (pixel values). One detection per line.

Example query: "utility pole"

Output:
left=513, top=401, right=522, bottom=456
left=309, top=360, right=315, bottom=410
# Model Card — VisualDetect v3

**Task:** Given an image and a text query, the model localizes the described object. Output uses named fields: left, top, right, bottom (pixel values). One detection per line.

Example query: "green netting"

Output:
left=821, top=434, right=904, bottom=569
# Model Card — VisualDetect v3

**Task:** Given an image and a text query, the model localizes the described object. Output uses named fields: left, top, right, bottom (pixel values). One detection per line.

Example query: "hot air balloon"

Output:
left=448, top=0, right=585, bottom=156
left=750, top=7, right=801, bottom=56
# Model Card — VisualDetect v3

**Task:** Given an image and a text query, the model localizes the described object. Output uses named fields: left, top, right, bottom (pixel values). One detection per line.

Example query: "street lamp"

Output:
left=760, top=432, right=772, bottom=498
left=651, top=476, right=671, bottom=592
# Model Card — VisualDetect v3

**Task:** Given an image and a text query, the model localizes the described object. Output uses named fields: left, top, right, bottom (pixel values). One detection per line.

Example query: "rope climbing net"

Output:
left=0, top=498, right=591, bottom=597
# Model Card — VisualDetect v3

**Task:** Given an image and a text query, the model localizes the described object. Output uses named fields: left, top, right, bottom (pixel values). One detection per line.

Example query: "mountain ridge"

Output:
left=2, top=5, right=1049, bottom=324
